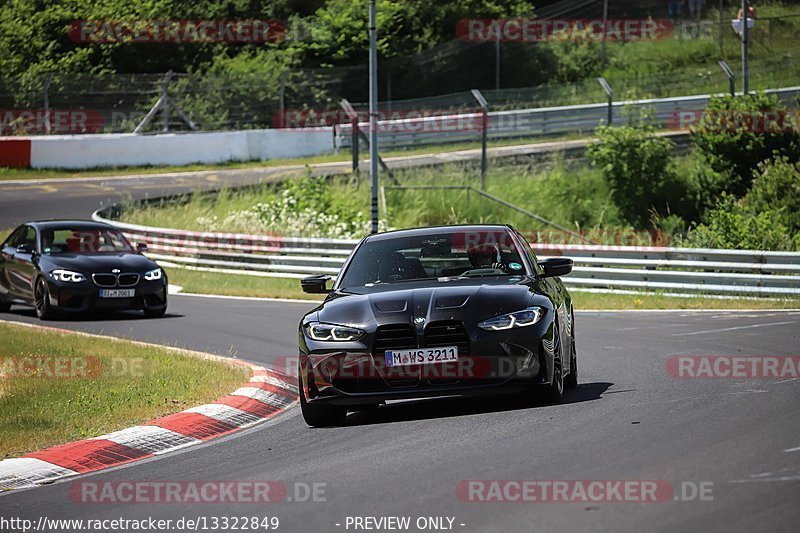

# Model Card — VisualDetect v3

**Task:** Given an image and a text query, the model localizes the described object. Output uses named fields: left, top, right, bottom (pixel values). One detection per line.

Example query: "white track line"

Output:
left=672, top=320, right=797, bottom=336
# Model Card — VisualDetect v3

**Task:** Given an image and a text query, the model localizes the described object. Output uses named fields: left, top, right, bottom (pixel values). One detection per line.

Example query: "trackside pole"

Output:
left=369, top=0, right=379, bottom=234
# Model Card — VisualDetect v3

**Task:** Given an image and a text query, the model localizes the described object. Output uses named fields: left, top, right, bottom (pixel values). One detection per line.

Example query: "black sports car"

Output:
left=0, top=220, right=168, bottom=320
left=298, top=224, right=576, bottom=427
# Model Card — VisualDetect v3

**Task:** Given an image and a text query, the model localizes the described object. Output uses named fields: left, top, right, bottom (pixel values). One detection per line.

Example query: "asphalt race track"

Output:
left=0, top=164, right=343, bottom=229
left=1, top=173, right=799, bottom=532
left=1, top=300, right=799, bottom=532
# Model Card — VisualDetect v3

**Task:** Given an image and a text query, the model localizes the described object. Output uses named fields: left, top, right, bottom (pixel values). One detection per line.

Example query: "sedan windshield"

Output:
left=338, top=229, right=526, bottom=288
left=41, top=227, right=134, bottom=255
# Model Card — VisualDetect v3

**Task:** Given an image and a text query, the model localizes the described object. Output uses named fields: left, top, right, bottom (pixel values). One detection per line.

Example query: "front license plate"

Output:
left=99, top=289, right=135, bottom=298
left=385, top=346, right=459, bottom=367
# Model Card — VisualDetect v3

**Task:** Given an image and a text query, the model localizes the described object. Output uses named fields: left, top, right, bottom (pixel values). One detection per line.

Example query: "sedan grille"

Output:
left=368, top=321, right=471, bottom=389
left=117, top=273, right=140, bottom=287
left=91, top=273, right=140, bottom=288
left=425, top=321, right=470, bottom=355
left=373, top=324, right=416, bottom=355
left=91, top=273, right=117, bottom=287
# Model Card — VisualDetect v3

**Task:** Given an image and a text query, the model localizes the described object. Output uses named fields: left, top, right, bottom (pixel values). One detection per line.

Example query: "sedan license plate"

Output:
left=385, top=346, right=459, bottom=367
left=99, top=289, right=135, bottom=298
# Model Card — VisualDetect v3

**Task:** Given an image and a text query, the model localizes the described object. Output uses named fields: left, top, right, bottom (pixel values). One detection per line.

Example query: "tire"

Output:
left=543, top=323, right=564, bottom=403
left=34, top=277, right=57, bottom=320
left=299, top=365, right=347, bottom=427
left=564, top=311, right=578, bottom=390
left=0, top=299, right=10, bottom=312
left=143, top=305, right=167, bottom=318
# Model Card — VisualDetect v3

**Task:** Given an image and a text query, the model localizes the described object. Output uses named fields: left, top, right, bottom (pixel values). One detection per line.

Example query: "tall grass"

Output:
left=121, top=157, right=634, bottom=242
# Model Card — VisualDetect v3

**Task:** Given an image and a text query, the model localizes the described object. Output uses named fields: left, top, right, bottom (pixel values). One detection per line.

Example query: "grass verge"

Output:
left=168, top=267, right=800, bottom=310
left=0, top=322, right=249, bottom=458
left=169, top=268, right=323, bottom=302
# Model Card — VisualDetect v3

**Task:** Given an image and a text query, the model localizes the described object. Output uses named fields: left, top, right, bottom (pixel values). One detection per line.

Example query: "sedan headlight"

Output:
left=304, top=322, right=365, bottom=342
left=49, top=269, right=86, bottom=283
left=478, top=307, right=544, bottom=330
left=144, top=268, right=163, bottom=281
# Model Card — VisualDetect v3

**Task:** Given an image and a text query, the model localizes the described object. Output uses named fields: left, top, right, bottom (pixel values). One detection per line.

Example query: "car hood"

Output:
left=39, top=253, right=158, bottom=273
left=311, top=276, right=551, bottom=328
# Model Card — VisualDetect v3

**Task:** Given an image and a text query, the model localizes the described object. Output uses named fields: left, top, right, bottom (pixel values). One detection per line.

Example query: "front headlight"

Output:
left=49, top=269, right=86, bottom=283
left=304, top=322, right=365, bottom=342
left=144, top=268, right=163, bottom=281
left=478, top=307, right=544, bottom=331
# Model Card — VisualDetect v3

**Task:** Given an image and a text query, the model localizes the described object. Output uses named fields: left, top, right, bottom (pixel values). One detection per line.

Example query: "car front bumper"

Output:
left=299, top=323, right=553, bottom=407
left=46, top=278, right=168, bottom=313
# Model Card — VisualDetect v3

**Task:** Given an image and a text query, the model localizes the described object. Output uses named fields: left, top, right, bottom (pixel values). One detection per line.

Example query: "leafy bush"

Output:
left=690, top=92, right=800, bottom=197
left=546, top=29, right=602, bottom=84
left=196, top=174, right=375, bottom=239
left=685, top=157, right=800, bottom=250
left=587, top=119, right=691, bottom=228
left=745, top=156, right=800, bottom=231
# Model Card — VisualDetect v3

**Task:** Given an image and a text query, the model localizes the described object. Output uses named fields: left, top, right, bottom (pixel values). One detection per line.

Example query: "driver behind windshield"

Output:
left=466, top=243, right=509, bottom=273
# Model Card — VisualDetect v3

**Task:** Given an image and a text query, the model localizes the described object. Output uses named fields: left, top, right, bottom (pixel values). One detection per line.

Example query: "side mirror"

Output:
left=538, top=257, right=573, bottom=278
left=136, top=242, right=148, bottom=254
left=16, top=244, right=34, bottom=255
left=301, top=275, right=332, bottom=294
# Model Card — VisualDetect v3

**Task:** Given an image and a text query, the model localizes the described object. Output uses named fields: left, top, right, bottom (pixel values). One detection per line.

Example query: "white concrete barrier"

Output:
left=1, top=128, right=335, bottom=169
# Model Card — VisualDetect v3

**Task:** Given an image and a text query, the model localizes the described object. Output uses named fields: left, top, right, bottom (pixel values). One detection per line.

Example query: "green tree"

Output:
left=686, top=157, right=800, bottom=251
left=587, top=118, right=691, bottom=228
left=546, top=28, right=602, bottom=84
left=690, top=92, right=800, bottom=197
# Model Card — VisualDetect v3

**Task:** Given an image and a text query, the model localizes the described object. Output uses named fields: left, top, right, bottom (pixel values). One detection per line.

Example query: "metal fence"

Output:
left=93, top=209, right=800, bottom=297
left=1, top=36, right=798, bottom=136
left=336, top=85, right=800, bottom=149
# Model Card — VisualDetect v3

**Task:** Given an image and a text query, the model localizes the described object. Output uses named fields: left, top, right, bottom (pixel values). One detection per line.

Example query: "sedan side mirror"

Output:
left=538, top=257, right=573, bottom=278
left=301, top=275, right=332, bottom=294
left=16, top=244, right=34, bottom=255
left=136, top=242, right=148, bottom=254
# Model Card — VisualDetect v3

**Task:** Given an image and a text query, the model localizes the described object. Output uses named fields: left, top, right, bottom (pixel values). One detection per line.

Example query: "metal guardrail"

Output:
left=93, top=210, right=800, bottom=297
left=336, top=86, right=800, bottom=150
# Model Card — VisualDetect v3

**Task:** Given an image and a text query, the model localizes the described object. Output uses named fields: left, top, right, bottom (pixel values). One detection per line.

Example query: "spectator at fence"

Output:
left=688, top=0, right=705, bottom=19
left=733, top=3, right=757, bottom=37
left=737, top=3, right=758, bottom=19
left=668, top=0, right=684, bottom=18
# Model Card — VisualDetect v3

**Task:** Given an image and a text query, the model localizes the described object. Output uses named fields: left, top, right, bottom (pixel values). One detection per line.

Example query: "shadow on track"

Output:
left=4, top=308, right=184, bottom=322
left=341, top=381, right=613, bottom=427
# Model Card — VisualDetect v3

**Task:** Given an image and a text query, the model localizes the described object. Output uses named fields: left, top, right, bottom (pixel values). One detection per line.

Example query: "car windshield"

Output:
left=338, top=229, right=526, bottom=288
left=41, top=227, right=134, bottom=255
